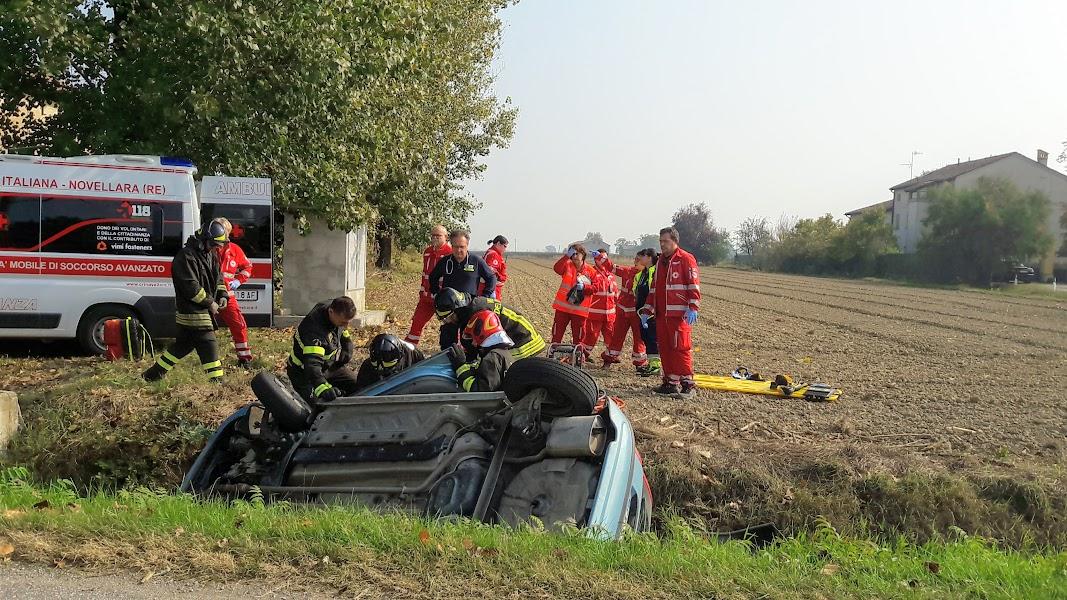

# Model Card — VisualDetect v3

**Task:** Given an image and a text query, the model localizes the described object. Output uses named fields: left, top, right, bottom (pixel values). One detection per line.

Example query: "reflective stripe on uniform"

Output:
left=176, top=313, right=213, bottom=327
left=201, top=360, right=222, bottom=370
left=202, top=360, right=223, bottom=379
left=303, top=346, right=326, bottom=356
left=314, top=383, right=333, bottom=397
left=155, top=351, right=179, bottom=371
left=456, top=363, right=474, bottom=376
left=513, top=335, right=546, bottom=360
left=191, top=288, right=208, bottom=303
left=288, top=350, right=303, bottom=367
left=460, top=376, right=475, bottom=392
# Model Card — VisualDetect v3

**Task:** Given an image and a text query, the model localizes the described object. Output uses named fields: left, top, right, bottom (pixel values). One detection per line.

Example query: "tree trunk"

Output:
left=375, top=231, right=394, bottom=269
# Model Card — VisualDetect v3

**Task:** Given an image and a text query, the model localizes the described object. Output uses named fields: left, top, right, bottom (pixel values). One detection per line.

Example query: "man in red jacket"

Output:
left=405, top=225, right=452, bottom=345
left=639, top=227, right=701, bottom=398
left=479, top=235, right=508, bottom=299
left=214, top=218, right=254, bottom=368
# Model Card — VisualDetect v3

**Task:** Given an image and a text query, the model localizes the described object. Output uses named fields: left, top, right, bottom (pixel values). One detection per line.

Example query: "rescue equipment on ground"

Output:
left=548, top=343, right=587, bottom=369
left=693, top=367, right=841, bottom=401
left=103, top=317, right=154, bottom=361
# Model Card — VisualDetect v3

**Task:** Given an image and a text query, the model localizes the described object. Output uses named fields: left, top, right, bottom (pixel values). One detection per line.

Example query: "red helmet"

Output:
left=463, top=310, right=514, bottom=348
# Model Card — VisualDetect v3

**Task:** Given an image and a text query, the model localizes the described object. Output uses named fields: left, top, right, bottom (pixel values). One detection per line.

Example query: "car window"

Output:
left=0, top=195, right=41, bottom=250
left=200, top=203, right=271, bottom=259
left=38, top=196, right=182, bottom=256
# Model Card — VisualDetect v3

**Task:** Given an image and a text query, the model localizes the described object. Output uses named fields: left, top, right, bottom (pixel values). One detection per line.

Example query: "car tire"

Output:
left=77, top=304, right=136, bottom=355
left=251, top=372, right=313, bottom=433
left=502, top=357, right=598, bottom=417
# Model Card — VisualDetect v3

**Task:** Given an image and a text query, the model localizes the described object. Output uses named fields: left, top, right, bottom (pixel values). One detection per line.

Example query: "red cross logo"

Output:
left=0, top=213, right=9, bottom=231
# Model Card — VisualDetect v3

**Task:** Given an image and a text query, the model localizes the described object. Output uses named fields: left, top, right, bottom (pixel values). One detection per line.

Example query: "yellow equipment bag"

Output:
left=693, top=374, right=841, bottom=402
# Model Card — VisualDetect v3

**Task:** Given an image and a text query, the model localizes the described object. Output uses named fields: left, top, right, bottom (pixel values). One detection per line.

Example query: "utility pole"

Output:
left=901, top=151, right=922, bottom=179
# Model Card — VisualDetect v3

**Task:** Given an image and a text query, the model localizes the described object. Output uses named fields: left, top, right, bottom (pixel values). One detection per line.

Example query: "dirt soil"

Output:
left=375, top=257, right=1067, bottom=542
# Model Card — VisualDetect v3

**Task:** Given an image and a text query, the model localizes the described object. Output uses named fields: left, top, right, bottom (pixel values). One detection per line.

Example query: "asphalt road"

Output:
left=0, top=562, right=333, bottom=599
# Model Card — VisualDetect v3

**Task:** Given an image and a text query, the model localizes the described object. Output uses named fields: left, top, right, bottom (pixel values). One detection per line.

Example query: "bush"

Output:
left=757, top=212, right=897, bottom=277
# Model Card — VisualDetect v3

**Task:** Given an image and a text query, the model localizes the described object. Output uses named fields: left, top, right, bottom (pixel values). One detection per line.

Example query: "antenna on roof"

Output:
left=901, top=151, right=922, bottom=179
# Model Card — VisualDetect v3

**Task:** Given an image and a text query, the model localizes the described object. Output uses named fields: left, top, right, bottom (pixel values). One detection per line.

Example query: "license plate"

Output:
left=236, top=290, right=259, bottom=302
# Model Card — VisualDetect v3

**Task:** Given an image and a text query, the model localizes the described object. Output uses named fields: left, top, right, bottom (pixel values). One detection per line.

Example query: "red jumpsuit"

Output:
left=600, top=258, right=647, bottom=367
left=582, top=254, right=617, bottom=352
left=405, top=242, right=452, bottom=345
left=641, top=247, right=700, bottom=387
left=479, top=246, right=507, bottom=299
left=215, top=242, right=253, bottom=362
left=551, top=254, right=601, bottom=347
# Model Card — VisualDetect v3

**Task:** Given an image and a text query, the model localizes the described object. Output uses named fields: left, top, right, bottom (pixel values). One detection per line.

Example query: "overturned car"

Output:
left=182, top=353, right=652, bottom=539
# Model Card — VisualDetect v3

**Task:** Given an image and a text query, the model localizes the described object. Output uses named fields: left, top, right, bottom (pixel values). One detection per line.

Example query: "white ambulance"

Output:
left=0, top=154, right=273, bottom=354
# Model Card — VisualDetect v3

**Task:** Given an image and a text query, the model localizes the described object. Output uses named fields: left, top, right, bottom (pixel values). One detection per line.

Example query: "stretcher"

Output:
left=693, top=374, right=841, bottom=402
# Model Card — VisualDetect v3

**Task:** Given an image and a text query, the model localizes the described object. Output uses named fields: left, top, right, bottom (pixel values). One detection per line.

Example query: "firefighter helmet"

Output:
left=463, top=310, right=514, bottom=348
left=368, top=333, right=407, bottom=375
left=199, top=220, right=228, bottom=246
left=434, top=287, right=471, bottom=318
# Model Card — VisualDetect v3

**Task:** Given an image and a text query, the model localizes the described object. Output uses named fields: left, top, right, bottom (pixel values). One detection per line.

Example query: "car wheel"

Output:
left=77, top=304, right=135, bottom=355
left=251, top=372, right=313, bottom=433
left=502, top=357, right=598, bottom=417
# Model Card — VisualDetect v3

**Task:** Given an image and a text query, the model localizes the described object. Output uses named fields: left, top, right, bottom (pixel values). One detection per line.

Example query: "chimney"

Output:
left=1037, top=149, right=1049, bottom=166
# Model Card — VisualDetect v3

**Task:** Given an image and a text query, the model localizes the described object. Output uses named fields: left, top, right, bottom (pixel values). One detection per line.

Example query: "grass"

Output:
left=0, top=468, right=1064, bottom=599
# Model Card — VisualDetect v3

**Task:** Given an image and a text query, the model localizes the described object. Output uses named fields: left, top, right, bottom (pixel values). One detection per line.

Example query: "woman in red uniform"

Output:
left=550, top=243, right=600, bottom=349
left=480, top=235, right=508, bottom=299
left=582, top=248, right=617, bottom=358
left=599, top=248, right=655, bottom=372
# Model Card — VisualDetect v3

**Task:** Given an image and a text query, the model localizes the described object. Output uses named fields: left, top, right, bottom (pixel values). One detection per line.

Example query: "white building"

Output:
left=849, top=151, right=1067, bottom=277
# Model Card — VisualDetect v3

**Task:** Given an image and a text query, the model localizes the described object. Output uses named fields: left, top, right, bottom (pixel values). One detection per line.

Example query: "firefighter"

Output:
left=600, top=249, right=655, bottom=372
left=479, top=235, right=508, bottom=300
left=449, top=310, right=514, bottom=392
left=212, top=217, right=254, bottom=368
left=550, top=243, right=600, bottom=349
left=639, top=227, right=700, bottom=397
left=286, top=296, right=360, bottom=403
left=404, top=225, right=451, bottom=346
left=428, top=230, right=497, bottom=349
left=354, top=333, right=425, bottom=391
left=434, top=287, right=546, bottom=361
left=142, top=220, right=229, bottom=383
left=582, top=248, right=618, bottom=358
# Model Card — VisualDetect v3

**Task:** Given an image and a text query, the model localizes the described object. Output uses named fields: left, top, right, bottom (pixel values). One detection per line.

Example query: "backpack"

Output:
left=103, top=317, right=152, bottom=361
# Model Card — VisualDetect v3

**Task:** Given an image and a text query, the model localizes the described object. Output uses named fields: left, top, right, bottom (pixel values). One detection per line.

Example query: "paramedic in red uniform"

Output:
left=479, top=235, right=508, bottom=299
left=550, top=243, right=601, bottom=349
left=404, top=225, right=451, bottom=346
left=582, top=248, right=617, bottom=358
left=640, top=227, right=700, bottom=398
left=600, top=249, right=654, bottom=372
left=213, top=218, right=254, bottom=368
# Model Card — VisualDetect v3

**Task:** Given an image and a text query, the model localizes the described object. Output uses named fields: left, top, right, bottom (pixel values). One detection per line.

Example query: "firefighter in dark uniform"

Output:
left=286, top=297, right=360, bottom=402
left=143, top=220, right=230, bottom=382
left=450, top=310, right=514, bottom=392
left=434, top=287, right=546, bottom=361
left=353, top=333, right=425, bottom=391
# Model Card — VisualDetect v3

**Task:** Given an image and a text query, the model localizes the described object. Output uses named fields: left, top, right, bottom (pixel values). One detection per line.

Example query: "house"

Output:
left=847, top=151, right=1067, bottom=277
left=844, top=199, right=893, bottom=224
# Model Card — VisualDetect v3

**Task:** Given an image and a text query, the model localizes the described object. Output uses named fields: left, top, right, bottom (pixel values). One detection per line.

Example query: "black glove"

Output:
left=448, top=343, right=467, bottom=370
left=335, top=349, right=352, bottom=368
left=318, top=387, right=339, bottom=403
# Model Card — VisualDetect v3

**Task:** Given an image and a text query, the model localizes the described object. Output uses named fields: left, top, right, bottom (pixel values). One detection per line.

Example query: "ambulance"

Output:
left=0, top=154, right=273, bottom=354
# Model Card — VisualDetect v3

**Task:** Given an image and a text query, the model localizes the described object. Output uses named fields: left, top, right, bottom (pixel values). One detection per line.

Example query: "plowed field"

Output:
left=376, top=256, right=1067, bottom=543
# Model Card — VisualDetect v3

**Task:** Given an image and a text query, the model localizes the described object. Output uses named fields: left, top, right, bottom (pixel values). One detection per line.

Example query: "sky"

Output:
left=464, top=0, right=1067, bottom=252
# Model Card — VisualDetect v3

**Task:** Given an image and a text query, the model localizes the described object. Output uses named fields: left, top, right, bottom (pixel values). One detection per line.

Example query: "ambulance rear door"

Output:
left=198, top=176, right=273, bottom=327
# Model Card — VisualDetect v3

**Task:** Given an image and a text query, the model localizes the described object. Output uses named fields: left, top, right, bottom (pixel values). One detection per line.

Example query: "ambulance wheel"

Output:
left=78, top=304, right=136, bottom=355
left=502, top=357, right=598, bottom=417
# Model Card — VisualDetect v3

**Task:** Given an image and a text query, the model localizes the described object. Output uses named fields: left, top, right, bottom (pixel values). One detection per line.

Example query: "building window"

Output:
left=917, top=189, right=927, bottom=199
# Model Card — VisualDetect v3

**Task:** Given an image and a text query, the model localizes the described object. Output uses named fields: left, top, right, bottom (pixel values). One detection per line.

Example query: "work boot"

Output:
left=673, top=382, right=698, bottom=399
left=142, top=365, right=165, bottom=382
left=238, top=359, right=254, bottom=371
left=653, top=382, right=681, bottom=396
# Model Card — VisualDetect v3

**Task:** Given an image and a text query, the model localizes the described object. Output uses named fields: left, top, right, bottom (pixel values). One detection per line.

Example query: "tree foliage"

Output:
left=758, top=212, right=897, bottom=276
left=638, top=233, right=661, bottom=250
left=733, top=217, right=773, bottom=258
left=918, top=178, right=1052, bottom=284
left=671, top=203, right=730, bottom=265
left=0, top=0, right=514, bottom=244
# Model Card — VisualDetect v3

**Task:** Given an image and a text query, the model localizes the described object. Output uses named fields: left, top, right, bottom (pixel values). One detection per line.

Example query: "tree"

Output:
left=581, top=232, right=609, bottom=251
left=671, top=203, right=730, bottom=265
left=1, top=0, right=514, bottom=269
left=830, top=211, right=898, bottom=275
left=638, top=233, right=661, bottom=250
left=918, top=178, right=1053, bottom=284
left=734, top=217, right=773, bottom=258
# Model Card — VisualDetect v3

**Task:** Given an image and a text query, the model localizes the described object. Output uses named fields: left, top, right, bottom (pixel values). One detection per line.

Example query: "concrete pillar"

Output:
left=282, top=217, right=367, bottom=316
left=0, top=391, right=20, bottom=456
